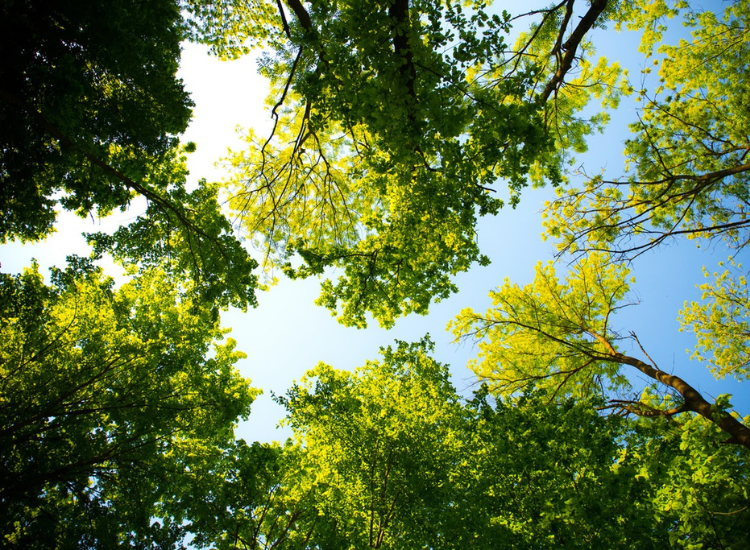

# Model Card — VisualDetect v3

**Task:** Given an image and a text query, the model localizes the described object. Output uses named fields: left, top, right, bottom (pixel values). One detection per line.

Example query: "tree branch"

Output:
left=0, top=87, right=251, bottom=300
left=285, top=0, right=311, bottom=30
left=587, top=330, right=750, bottom=449
left=389, top=0, right=416, bottom=104
left=540, top=0, right=608, bottom=103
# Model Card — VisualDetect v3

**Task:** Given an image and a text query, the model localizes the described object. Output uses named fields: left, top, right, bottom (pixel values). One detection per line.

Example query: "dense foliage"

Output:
left=219, top=0, right=628, bottom=327
left=0, top=0, right=190, bottom=241
left=0, top=262, right=255, bottom=546
left=2, top=0, right=749, bottom=547
left=0, top=0, right=258, bottom=311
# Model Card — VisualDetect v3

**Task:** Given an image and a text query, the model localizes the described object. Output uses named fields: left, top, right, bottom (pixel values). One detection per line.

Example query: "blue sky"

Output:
left=3, top=2, right=747, bottom=444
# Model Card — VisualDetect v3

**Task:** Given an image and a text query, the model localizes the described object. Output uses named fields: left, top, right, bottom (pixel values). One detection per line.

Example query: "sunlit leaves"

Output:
left=544, top=0, right=750, bottom=258
left=680, top=258, right=750, bottom=381
left=182, top=0, right=280, bottom=58
left=222, top=0, right=565, bottom=327
left=263, top=340, right=671, bottom=548
left=451, top=253, right=634, bottom=399
left=0, top=263, right=257, bottom=545
left=225, top=115, right=365, bottom=273
left=276, top=338, right=463, bottom=548
left=504, top=1, right=630, bottom=185
left=611, top=0, right=685, bottom=56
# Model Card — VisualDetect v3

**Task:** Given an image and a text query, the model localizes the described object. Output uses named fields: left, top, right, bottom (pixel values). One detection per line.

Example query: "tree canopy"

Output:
left=544, top=0, right=750, bottom=258
left=0, top=262, right=256, bottom=546
left=0, top=0, right=190, bottom=241
left=0, top=0, right=258, bottom=311
left=2, top=0, right=750, bottom=547
left=219, top=0, right=632, bottom=327
left=135, top=340, right=749, bottom=548
left=451, top=253, right=750, bottom=448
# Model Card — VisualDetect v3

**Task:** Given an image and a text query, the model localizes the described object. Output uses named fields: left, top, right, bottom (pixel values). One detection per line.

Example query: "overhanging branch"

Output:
left=540, top=0, right=608, bottom=103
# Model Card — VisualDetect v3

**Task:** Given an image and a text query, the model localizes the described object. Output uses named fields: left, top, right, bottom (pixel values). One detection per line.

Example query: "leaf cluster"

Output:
left=0, top=263, right=257, bottom=546
left=544, top=0, right=750, bottom=259
left=0, top=0, right=191, bottom=241
left=223, top=0, right=587, bottom=327
left=202, top=341, right=748, bottom=548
